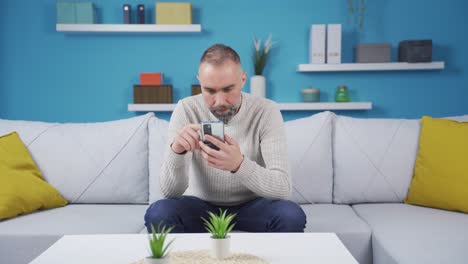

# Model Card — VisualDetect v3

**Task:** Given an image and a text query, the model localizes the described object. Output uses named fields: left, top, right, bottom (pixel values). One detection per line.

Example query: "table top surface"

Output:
left=30, top=232, right=358, bottom=264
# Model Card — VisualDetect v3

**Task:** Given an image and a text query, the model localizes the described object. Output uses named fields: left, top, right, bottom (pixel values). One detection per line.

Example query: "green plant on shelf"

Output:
left=347, top=0, right=366, bottom=32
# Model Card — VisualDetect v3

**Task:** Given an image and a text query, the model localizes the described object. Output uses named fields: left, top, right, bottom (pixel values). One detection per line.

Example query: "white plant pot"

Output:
left=250, top=75, right=266, bottom=97
left=144, top=256, right=168, bottom=264
left=210, top=236, right=231, bottom=260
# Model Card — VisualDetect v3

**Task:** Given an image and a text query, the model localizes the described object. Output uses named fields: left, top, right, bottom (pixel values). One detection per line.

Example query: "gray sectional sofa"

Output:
left=1, top=111, right=467, bottom=264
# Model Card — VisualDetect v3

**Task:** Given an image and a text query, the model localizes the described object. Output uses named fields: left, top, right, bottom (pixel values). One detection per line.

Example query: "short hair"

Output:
left=200, top=44, right=241, bottom=66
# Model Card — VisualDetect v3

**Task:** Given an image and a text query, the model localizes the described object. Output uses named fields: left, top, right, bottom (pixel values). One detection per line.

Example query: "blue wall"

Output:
left=1, top=0, right=467, bottom=122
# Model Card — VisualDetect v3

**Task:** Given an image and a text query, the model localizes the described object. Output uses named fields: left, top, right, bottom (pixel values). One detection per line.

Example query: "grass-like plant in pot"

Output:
left=145, top=222, right=175, bottom=264
left=201, top=209, right=236, bottom=260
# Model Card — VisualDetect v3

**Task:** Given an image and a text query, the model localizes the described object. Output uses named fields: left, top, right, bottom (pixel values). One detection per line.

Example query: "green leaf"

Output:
left=147, top=222, right=175, bottom=258
left=200, top=209, right=237, bottom=239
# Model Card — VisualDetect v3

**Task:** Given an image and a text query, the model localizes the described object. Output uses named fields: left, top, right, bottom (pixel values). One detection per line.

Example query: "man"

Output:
left=144, top=44, right=306, bottom=233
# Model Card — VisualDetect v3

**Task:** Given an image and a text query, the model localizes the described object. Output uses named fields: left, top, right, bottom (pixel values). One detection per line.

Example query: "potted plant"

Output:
left=201, top=209, right=236, bottom=260
left=145, top=222, right=175, bottom=264
left=251, top=34, right=275, bottom=98
left=347, top=0, right=366, bottom=33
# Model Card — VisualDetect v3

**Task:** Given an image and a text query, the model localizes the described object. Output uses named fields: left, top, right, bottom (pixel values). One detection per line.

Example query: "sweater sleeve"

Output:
left=159, top=100, right=192, bottom=198
left=235, top=103, right=292, bottom=200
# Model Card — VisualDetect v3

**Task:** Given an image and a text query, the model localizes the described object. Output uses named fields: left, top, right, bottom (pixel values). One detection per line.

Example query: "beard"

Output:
left=210, top=105, right=239, bottom=124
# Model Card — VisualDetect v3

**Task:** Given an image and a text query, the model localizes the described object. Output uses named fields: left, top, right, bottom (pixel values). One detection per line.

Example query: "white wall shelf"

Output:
left=297, top=62, right=445, bottom=72
left=278, top=102, right=372, bottom=110
left=128, top=102, right=372, bottom=112
left=56, top=24, right=202, bottom=33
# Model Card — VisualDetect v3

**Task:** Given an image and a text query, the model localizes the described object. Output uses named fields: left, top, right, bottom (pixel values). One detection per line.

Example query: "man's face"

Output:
left=197, top=61, right=247, bottom=122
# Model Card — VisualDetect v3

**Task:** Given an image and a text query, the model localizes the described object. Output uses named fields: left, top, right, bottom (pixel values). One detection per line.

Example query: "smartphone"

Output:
left=201, top=121, right=224, bottom=151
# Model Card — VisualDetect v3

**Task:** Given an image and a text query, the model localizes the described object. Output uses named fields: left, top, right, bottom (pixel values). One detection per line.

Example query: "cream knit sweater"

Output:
left=160, top=92, right=291, bottom=206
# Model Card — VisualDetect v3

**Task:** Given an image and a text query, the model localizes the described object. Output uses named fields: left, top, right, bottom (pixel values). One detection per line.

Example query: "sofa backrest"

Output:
left=148, top=111, right=335, bottom=204
left=332, top=114, right=421, bottom=204
left=332, top=113, right=468, bottom=204
left=0, top=113, right=153, bottom=204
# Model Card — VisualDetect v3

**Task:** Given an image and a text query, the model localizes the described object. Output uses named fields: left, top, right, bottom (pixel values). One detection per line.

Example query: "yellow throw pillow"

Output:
left=0, top=132, right=68, bottom=220
left=405, top=116, right=468, bottom=213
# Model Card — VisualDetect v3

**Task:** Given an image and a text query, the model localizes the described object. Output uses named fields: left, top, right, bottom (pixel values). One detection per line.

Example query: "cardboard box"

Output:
left=327, top=24, right=342, bottom=64
left=191, top=84, right=201, bottom=95
left=75, top=2, right=96, bottom=24
left=156, top=2, right=192, bottom=24
left=56, top=2, right=96, bottom=24
left=309, top=24, right=326, bottom=64
left=133, top=85, right=172, bottom=103
left=57, top=2, right=76, bottom=24
left=355, top=43, right=391, bottom=63
left=140, top=73, right=163, bottom=85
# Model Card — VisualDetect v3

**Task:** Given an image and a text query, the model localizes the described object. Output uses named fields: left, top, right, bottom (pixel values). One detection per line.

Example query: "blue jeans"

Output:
left=144, top=196, right=307, bottom=233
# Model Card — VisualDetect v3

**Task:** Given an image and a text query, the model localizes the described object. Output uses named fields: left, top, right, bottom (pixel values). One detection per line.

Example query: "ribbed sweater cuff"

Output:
left=165, top=148, right=191, bottom=168
left=235, top=158, right=257, bottom=186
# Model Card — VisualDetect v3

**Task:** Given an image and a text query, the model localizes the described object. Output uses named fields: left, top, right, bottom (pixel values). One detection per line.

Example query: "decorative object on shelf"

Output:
left=309, top=24, right=326, bottom=64
left=123, top=4, right=131, bottom=24
left=192, top=84, right=201, bottom=95
left=346, top=0, right=366, bottom=32
left=251, top=34, right=275, bottom=97
left=201, top=209, right=236, bottom=260
left=302, top=88, right=321, bottom=102
left=140, top=72, right=163, bottom=85
left=327, top=24, right=342, bottom=64
left=145, top=223, right=175, bottom=264
left=398, top=40, right=433, bottom=63
left=57, top=1, right=96, bottom=24
left=250, top=75, right=266, bottom=98
left=156, top=2, right=192, bottom=24
left=355, top=43, right=391, bottom=63
left=335, top=85, right=351, bottom=102
left=134, top=85, right=173, bottom=103
left=137, top=4, right=145, bottom=24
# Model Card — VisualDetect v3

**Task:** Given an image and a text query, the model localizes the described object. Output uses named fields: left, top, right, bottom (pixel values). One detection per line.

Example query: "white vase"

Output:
left=210, top=236, right=231, bottom=260
left=250, top=75, right=266, bottom=97
left=144, top=257, right=168, bottom=264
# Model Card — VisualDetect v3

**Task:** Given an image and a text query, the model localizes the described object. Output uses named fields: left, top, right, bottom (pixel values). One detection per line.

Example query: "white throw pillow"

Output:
left=284, top=111, right=334, bottom=203
left=148, top=112, right=334, bottom=204
left=0, top=113, right=153, bottom=204
left=332, top=115, right=421, bottom=204
left=148, top=116, right=170, bottom=203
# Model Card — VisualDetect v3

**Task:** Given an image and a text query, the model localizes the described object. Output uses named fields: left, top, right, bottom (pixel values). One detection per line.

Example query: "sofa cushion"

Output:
left=0, top=113, right=153, bottom=204
left=353, top=203, right=468, bottom=264
left=0, top=132, right=67, bottom=220
left=0, top=204, right=148, bottom=264
left=285, top=111, right=334, bottom=203
left=148, top=116, right=170, bottom=203
left=332, top=115, right=420, bottom=204
left=148, top=111, right=334, bottom=204
left=405, top=116, right=468, bottom=213
left=302, top=204, right=372, bottom=264
left=0, top=204, right=148, bottom=235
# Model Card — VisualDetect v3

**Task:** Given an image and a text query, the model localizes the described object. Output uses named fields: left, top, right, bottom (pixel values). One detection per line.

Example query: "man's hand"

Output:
left=171, top=124, right=201, bottom=154
left=199, top=134, right=244, bottom=172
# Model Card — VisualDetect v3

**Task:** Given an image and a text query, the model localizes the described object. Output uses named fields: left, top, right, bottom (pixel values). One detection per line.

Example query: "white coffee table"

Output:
left=30, top=233, right=358, bottom=264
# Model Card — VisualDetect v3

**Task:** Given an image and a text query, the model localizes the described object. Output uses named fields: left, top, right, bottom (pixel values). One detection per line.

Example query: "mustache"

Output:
left=210, top=105, right=233, bottom=112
